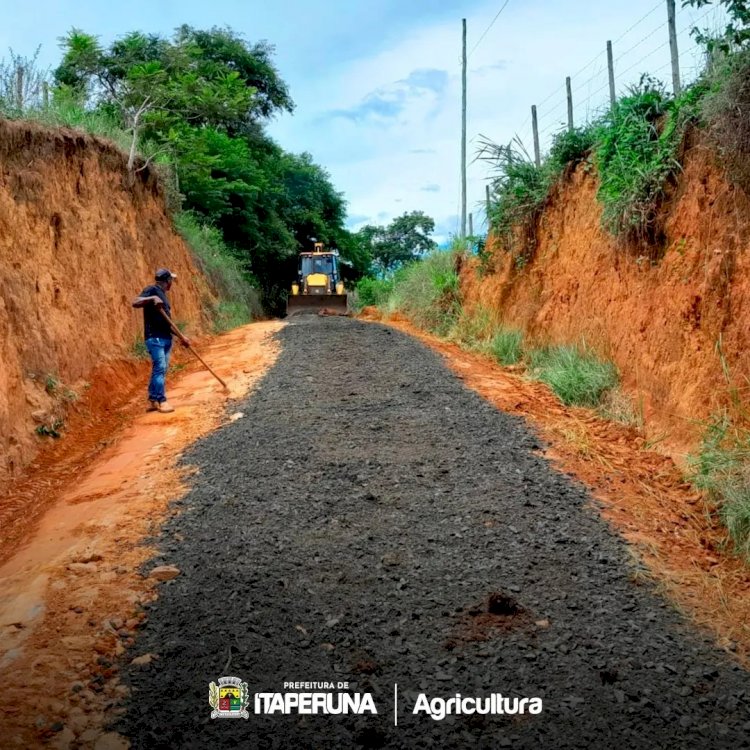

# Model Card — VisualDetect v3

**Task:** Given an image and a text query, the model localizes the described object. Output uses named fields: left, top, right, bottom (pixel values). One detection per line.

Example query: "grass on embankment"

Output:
left=689, top=415, right=750, bottom=563
left=527, top=345, right=619, bottom=408
left=174, top=212, right=262, bottom=333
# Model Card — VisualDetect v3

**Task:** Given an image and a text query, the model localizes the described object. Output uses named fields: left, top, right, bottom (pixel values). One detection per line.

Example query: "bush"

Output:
left=388, top=250, right=460, bottom=335
left=479, top=137, right=549, bottom=259
left=689, top=414, right=750, bottom=561
left=354, top=276, right=395, bottom=310
left=701, top=46, right=750, bottom=195
left=594, top=76, right=701, bottom=243
left=546, top=125, right=596, bottom=179
left=173, top=212, right=262, bottom=331
left=490, top=328, right=524, bottom=365
left=527, top=344, right=618, bottom=407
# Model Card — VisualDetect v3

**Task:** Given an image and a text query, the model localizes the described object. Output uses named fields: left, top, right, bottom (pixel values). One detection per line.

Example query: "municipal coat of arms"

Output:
left=209, top=675, right=250, bottom=719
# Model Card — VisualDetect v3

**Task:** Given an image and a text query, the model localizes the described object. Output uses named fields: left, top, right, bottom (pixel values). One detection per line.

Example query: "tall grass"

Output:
left=174, top=212, right=262, bottom=332
left=594, top=77, right=702, bottom=243
left=689, top=414, right=750, bottom=561
left=387, top=249, right=460, bottom=335
left=449, top=306, right=494, bottom=348
left=480, top=76, right=705, bottom=249
left=478, top=137, right=548, bottom=259
left=353, top=276, right=395, bottom=310
left=700, top=45, right=750, bottom=195
left=527, top=344, right=619, bottom=407
left=448, top=308, right=525, bottom=366
left=489, top=328, right=524, bottom=365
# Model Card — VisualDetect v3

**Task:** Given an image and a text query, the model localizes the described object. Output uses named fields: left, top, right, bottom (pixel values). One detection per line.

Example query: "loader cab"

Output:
left=297, top=242, right=341, bottom=293
left=300, top=253, right=338, bottom=282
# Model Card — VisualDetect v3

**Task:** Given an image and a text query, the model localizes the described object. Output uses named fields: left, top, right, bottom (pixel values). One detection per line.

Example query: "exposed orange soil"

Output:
left=0, top=118, right=214, bottom=489
left=461, top=141, right=750, bottom=461
left=375, top=311, right=750, bottom=666
left=0, top=320, right=282, bottom=749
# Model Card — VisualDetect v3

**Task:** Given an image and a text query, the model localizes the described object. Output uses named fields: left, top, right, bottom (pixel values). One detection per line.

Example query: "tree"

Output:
left=174, top=26, right=293, bottom=123
left=683, top=0, right=750, bottom=50
left=55, top=29, right=258, bottom=171
left=355, top=211, right=437, bottom=276
left=0, top=47, right=49, bottom=114
left=53, top=25, right=351, bottom=313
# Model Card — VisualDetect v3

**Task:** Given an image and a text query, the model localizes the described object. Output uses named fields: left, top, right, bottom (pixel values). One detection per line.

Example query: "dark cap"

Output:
left=155, top=268, right=177, bottom=281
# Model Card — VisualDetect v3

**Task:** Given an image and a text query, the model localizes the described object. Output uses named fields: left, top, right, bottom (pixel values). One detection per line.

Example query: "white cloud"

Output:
left=270, top=0, right=727, bottom=243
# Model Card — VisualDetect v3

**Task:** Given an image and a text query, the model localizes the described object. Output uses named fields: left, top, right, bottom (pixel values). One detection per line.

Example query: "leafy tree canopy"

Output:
left=354, top=211, right=438, bottom=276
left=53, top=25, right=360, bottom=314
left=683, top=0, right=750, bottom=50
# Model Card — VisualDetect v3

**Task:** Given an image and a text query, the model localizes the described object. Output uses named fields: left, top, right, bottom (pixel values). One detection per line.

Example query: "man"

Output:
left=132, top=268, right=190, bottom=413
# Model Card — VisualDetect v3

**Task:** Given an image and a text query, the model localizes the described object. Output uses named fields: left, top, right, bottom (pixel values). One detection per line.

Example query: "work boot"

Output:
left=147, top=400, right=159, bottom=412
left=157, top=401, right=175, bottom=413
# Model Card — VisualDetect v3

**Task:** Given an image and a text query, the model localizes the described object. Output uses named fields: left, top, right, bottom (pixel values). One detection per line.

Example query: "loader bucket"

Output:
left=286, top=294, right=349, bottom=317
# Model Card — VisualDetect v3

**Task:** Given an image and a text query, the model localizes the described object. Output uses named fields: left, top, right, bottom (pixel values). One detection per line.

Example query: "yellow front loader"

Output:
left=286, top=242, right=348, bottom=315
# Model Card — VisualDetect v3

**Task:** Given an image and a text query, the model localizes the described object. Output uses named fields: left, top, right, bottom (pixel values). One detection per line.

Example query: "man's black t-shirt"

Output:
left=139, top=285, right=172, bottom=340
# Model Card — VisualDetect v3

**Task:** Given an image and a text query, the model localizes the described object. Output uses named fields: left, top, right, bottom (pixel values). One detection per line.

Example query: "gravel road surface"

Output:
left=118, top=317, right=749, bottom=749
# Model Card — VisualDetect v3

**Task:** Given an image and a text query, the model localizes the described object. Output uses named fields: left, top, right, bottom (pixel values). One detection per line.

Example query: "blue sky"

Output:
left=1, top=0, right=728, bottom=241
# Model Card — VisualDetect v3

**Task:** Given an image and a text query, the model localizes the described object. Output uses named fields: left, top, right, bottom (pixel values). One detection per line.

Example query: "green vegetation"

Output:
left=476, top=7, right=750, bottom=252
left=477, top=125, right=596, bottom=262
left=480, top=79, right=702, bottom=252
left=386, top=249, right=461, bottom=336
left=489, top=328, right=524, bottom=366
left=353, top=211, right=438, bottom=276
left=0, top=30, right=362, bottom=317
left=132, top=337, right=149, bottom=360
left=173, top=212, right=261, bottom=330
left=449, top=306, right=495, bottom=349
left=546, top=125, right=597, bottom=177
left=689, top=414, right=750, bottom=561
left=700, top=45, right=750, bottom=194
left=594, top=77, right=703, bottom=242
left=44, top=373, right=60, bottom=394
left=478, top=137, right=549, bottom=259
left=477, top=2, right=750, bottom=252
left=684, top=0, right=750, bottom=51
left=35, top=419, right=65, bottom=438
left=353, top=277, right=395, bottom=310
left=526, top=344, right=619, bottom=407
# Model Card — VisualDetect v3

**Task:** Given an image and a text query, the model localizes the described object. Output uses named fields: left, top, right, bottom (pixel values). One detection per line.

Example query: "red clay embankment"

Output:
left=0, top=119, right=212, bottom=489
left=462, top=139, right=750, bottom=460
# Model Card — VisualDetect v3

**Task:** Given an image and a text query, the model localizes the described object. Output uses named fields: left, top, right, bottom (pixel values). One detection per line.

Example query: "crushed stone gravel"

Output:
left=118, top=317, right=750, bottom=749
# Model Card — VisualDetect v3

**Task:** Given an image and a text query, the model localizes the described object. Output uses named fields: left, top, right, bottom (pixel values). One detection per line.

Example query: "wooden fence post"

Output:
left=607, top=41, right=616, bottom=107
left=15, top=66, right=23, bottom=112
left=667, top=0, right=681, bottom=96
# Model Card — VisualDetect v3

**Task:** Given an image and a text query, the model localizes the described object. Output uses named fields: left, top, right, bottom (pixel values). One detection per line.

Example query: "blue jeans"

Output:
left=145, top=337, right=173, bottom=403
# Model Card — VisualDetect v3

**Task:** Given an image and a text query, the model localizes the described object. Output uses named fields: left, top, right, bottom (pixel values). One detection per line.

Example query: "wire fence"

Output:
left=513, top=1, right=726, bottom=155
left=460, top=0, right=730, bottom=233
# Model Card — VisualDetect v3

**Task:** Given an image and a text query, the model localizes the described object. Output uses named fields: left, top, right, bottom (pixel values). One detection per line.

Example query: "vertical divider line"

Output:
left=394, top=683, right=398, bottom=726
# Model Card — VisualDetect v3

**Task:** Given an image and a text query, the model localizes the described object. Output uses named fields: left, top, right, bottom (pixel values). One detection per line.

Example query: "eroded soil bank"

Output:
left=0, top=119, right=213, bottom=488
left=462, top=142, right=750, bottom=460
left=118, top=317, right=748, bottom=749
